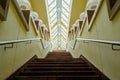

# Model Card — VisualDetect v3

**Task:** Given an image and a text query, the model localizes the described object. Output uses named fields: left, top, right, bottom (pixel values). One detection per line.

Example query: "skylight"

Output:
left=46, top=0, right=72, bottom=50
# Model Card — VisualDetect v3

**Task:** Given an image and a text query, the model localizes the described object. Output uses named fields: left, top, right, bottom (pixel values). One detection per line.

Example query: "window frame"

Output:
left=79, top=18, right=86, bottom=36
left=12, top=0, right=29, bottom=31
left=106, top=0, right=120, bottom=20
left=0, top=0, right=11, bottom=21
left=31, top=15, right=39, bottom=35
left=87, top=0, right=103, bottom=31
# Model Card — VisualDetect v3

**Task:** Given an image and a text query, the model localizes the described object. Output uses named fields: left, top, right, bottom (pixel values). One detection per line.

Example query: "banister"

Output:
left=0, top=38, right=50, bottom=49
left=71, top=38, right=120, bottom=50
left=0, top=38, right=41, bottom=45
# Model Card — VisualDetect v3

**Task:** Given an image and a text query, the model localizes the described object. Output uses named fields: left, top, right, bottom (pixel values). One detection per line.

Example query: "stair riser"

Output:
left=24, top=68, right=92, bottom=71
left=26, top=64, right=89, bottom=67
left=15, top=76, right=100, bottom=80
left=19, top=71, right=96, bottom=76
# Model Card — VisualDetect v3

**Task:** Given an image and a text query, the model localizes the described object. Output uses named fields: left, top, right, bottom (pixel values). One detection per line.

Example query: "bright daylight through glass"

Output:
left=46, top=0, right=72, bottom=50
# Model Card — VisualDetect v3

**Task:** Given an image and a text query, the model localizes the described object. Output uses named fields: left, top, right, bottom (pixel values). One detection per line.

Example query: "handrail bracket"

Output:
left=112, top=44, right=120, bottom=51
left=4, top=43, right=14, bottom=51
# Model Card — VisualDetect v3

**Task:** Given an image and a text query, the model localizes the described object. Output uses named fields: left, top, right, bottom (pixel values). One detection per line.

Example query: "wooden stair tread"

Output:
left=29, top=62, right=87, bottom=64
left=15, top=75, right=100, bottom=78
left=19, top=71, right=96, bottom=76
left=7, top=52, right=110, bottom=80
left=26, top=64, right=89, bottom=67
left=15, top=76, right=100, bottom=80
left=24, top=66, right=92, bottom=71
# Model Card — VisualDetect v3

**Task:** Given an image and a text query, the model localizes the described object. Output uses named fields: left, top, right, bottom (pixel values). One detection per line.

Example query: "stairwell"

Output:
left=7, top=51, right=109, bottom=80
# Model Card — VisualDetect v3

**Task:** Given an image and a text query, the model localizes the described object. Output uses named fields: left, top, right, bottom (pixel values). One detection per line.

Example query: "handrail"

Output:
left=0, top=38, right=52, bottom=50
left=0, top=38, right=41, bottom=45
left=71, top=38, right=120, bottom=50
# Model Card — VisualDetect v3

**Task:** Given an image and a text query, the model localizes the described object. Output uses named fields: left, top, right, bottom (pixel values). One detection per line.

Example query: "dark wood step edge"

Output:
left=15, top=75, right=100, bottom=78
left=6, top=55, right=37, bottom=80
left=80, top=55, right=110, bottom=80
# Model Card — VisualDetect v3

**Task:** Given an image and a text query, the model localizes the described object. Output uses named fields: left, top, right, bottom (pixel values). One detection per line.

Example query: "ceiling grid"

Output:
left=46, top=0, right=72, bottom=50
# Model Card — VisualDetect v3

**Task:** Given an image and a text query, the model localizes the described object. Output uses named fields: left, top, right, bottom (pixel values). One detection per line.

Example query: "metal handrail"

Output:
left=0, top=38, right=51, bottom=50
left=0, top=38, right=41, bottom=45
left=71, top=38, right=120, bottom=50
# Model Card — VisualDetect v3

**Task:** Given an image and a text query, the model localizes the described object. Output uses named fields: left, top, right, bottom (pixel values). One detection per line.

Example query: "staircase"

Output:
left=7, top=51, right=109, bottom=80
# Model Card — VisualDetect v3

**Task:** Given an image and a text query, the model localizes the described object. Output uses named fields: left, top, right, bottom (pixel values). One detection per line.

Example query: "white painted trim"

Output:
left=45, top=0, right=52, bottom=46
left=67, top=0, right=73, bottom=44
left=31, top=15, right=39, bottom=34
left=87, top=0, right=103, bottom=31
left=79, top=18, right=86, bottom=36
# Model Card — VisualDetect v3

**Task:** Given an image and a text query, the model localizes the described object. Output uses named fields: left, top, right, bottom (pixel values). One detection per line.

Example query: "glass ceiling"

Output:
left=46, top=0, right=72, bottom=50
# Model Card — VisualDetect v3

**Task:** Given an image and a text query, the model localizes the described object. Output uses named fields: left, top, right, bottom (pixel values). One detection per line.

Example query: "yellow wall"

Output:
left=70, top=0, right=87, bottom=27
left=68, top=0, right=120, bottom=80
left=0, top=2, right=50, bottom=80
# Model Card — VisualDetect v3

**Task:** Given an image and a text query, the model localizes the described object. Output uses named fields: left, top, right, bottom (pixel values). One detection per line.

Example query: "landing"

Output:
left=45, top=51, right=73, bottom=61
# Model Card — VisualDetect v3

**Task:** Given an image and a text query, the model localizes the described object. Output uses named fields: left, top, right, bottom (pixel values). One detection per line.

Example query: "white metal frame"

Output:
left=87, top=0, right=103, bottom=31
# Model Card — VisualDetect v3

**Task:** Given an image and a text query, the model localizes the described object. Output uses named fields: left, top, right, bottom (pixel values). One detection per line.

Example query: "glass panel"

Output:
left=61, top=25, right=67, bottom=31
left=61, top=33, right=67, bottom=39
left=52, top=33, right=57, bottom=37
left=61, top=40, right=66, bottom=45
left=62, top=38, right=67, bottom=42
left=50, top=13, right=57, bottom=22
left=52, top=35, right=57, bottom=39
left=49, top=1, right=56, bottom=11
left=48, top=0, right=54, bottom=5
left=62, top=7, right=69, bottom=17
left=51, top=25, right=57, bottom=31
left=61, top=33, right=67, bottom=38
left=46, top=0, right=72, bottom=49
left=51, top=29, right=58, bottom=36
left=64, top=0, right=71, bottom=5
left=62, top=1, right=69, bottom=10
left=51, top=32, right=57, bottom=38
left=62, top=18, right=68, bottom=26
left=62, top=14, right=68, bottom=22
left=52, top=36, right=58, bottom=40
left=61, top=28, right=67, bottom=36
left=61, top=29, right=67, bottom=36
left=50, top=18, right=57, bottom=27
left=52, top=40, right=57, bottom=44
left=49, top=8, right=57, bottom=17
left=62, top=38, right=66, bottom=42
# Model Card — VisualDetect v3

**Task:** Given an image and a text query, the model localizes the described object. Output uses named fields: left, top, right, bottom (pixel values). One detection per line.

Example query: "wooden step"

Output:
left=31, top=59, right=85, bottom=62
left=26, top=63, right=89, bottom=67
left=6, top=54, right=110, bottom=80
left=15, top=75, right=100, bottom=80
left=24, top=67, right=92, bottom=71
left=29, top=61, right=87, bottom=64
left=19, top=71, right=96, bottom=76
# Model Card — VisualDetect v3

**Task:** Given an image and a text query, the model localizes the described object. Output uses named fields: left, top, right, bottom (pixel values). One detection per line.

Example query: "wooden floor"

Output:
left=7, top=51, right=109, bottom=80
